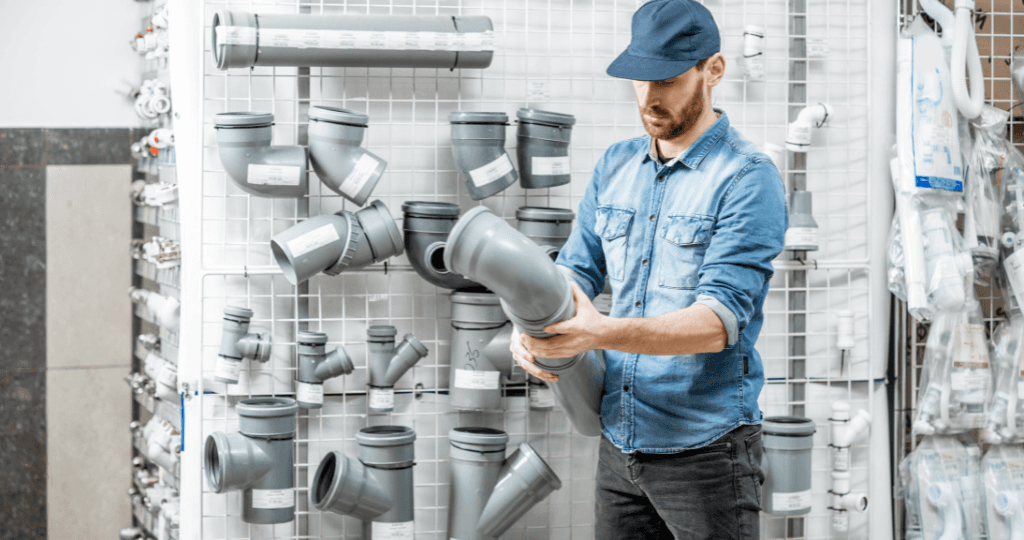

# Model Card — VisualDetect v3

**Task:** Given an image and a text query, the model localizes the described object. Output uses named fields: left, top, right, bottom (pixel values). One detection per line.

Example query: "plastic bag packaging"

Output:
left=899, top=452, right=925, bottom=540
left=888, top=211, right=908, bottom=302
left=999, top=148, right=1024, bottom=311
left=905, top=436, right=986, bottom=540
left=962, top=106, right=1009, bottom=272
left=983, top=445, right=1024, bottom=540
left=985, top=315, right=1024, bottom=444
left=913, top=296, right=993, bottom=435
left=1013, top=51, right=1024, bottom=109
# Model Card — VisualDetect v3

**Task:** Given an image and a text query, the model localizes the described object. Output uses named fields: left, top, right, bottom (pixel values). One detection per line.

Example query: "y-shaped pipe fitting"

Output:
left=295, top=330, right=354, bottom=409
left=214, top=306, right=272, bottom=385
left=213, top=111, right=309, bottom=198
left=449, top=292, right=515, bottom=411
left=205, top=398, right=298, bottom=524
left=366, top=326, right=428, bottom=413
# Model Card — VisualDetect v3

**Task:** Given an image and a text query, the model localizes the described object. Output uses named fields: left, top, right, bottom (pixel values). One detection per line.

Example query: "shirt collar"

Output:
left=644, top=109, right=730, bottom=170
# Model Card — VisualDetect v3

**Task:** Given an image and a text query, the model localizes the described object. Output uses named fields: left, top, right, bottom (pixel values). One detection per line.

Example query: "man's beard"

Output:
left=640, top=87, right=706, bottom=141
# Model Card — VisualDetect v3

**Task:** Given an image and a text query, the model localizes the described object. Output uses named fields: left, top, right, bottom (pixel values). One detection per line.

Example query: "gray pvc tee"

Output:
left=204, top=398, right=298, bottom=524
left=214, top=112, right=309, bottom=198
left=447, top=427, right=562, bottom=540
left=311, top=426, right=416, bottom=537
left=761, top=416, right=815, bottom=516
left=443, top=206, right=605, bottom=436
left=515, top=206, right=575, bottom=261
left=449, top=292, right=515, bottom=411
left=515, top=109, right=575, bottom=189
left=401, top=201, right=483, bottom=290
left=295, top=330, right=354, bottom=409
left=308, top=106, right=387, bottom=206
left=366, top=326, right=429, bottom=413
left=215, top=306, right=272, bottom=385
left=450, top=112, right=518, bottom=200
left=212, top=11, right=493, bottom=70
left=270, top=200, right=404, bottom=285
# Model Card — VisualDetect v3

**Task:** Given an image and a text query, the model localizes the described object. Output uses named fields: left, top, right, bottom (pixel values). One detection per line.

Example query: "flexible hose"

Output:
left=951, top=0, right=984, bottom=119
left=918, top=0, right=956, bottom=52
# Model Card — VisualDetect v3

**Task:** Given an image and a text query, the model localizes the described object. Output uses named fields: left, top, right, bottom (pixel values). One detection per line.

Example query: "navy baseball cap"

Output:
left=607, top=0, right=721, bottom=81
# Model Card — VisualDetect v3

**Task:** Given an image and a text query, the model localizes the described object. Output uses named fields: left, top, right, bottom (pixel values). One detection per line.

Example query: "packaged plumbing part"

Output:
left=983, top=445, right=1024, bottom=540
left=515, top=109, right=575, bottom=189
left=307, top=106, right=387, bottom=206
left=998, top=146, right=1024, bottom=310
left=212, top=11, right=494, bottom=70
left=213, top=112, right=309, bottom=198
left=448, top=292, right=515, bottom=411
left=912, top=297, right=992, bottom=436
left=962, top=106, right=1010, bottom=272
left=905, top=436, right=984, bottom=540
left=366, top=325, right=428, bottom=413
left=294, top=330, right=354, bottom=409
left=214, top=306, right=272, bottom=385
left=985, top=315, right=1024, bottom=444
left=449, top=112, right=519, bottom=200
left=401, top=201, right=481, bottom=290
left=740, top=26, right=765, bottom=81
left=761, top=416, right=815, bottom=516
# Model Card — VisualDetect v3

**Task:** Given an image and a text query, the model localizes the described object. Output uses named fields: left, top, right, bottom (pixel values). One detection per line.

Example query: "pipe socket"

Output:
left=295, top=330, right=354, bottom=409
left=204, top=398, right=298, bottom=524
left=367, top=326, right=429, bottom=413
left=401, top=201, right=482, bottom=290
left=515, top=108, right=575, bottom=189
left=761, top=416, right=816, bottom=516
left=130, top=287, right=180, bottom=332
left=215, top=306, right=272, bottom=385
left=214, top=111, right=309, bottom=198
left=448, top=427, right=562, bottom=540
left=786, top=103, right=833, bottom=152
left=443, top=206, right=605, bottom=436
left=312, top=425, right=416, bottom=535
left=449, top=292, right=515, bottom=411
left=450, top=112, right=518, bottom=200
left=785, top=190, right=818, bottom=251
left=515, top=206, right=575, bottom=261
left=308, top=106, right=387, bottom=206
left=212, top=11, right=494, bottom=70
left=271, top=200, right=404, bottom=285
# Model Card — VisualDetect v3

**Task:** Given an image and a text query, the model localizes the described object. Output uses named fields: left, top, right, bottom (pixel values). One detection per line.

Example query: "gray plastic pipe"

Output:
left=515, top=206, right=575, bottom=260
left=447, top=427, right=562, bottom=540
left=449, top=292, right=515, bottom=411
left=212, top=11, right=493, bottom=70
left=308, top=106, right=387, bottom=206
left=515, top=109, right=575, bottom=189
left=761, top=416, right=815, bottom=516
left=295, top=330, right=354, bottom=409
left=402, top=201, right=482, bottom=290
left=270, top=200, right=404, bottom=285
left=366, top=326, right=429, bottom=413
left=312, top=426, right=416, bottom=537
left=204, top=398, right=298, bottom=524
left=443, top=206, right=605, bottom=436
left=450, top=112, right=518, bottom=200
left=215, top=306, right=272, bottom=385
left=785, top=190, right=819, bottom=252
left=213, top=112, right=309, bottom=198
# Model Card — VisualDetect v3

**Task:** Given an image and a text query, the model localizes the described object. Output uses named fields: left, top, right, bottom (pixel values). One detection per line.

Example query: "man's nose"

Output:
left=635, top=82, right=660, bottom=107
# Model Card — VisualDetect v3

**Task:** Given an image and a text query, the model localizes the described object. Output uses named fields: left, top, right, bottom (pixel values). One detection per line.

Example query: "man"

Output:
left=509, top=0, right=788, bottom=538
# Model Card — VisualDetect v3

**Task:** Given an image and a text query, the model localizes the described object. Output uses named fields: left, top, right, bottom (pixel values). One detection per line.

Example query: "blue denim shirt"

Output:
left=555, top=110, right=787, bottom=453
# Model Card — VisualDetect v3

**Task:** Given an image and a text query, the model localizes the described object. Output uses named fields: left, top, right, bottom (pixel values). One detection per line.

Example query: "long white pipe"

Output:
left=917, top=0, right=956, bottom=53
left=951, top=0, right=985, bottom=119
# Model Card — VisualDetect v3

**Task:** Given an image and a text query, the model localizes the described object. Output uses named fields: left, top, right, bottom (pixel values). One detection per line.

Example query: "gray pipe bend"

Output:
left=213, top=112, right=309, bottom=198
left=515, top=108, right=576, bottom=189
left=450, top=112, right=518, bottom=200
left=216, top=306, right=272, bottom=384
left=402, top=201, right=482, bottom=290
left=308, top=106, right=386, bottom=206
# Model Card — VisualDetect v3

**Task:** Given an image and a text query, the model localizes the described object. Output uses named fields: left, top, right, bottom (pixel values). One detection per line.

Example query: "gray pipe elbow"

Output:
left=515, top=109, right=576, bottom=189
left=308, top=106, right=386, bottom=206
left=402, top=201, right=483, bottom=290
left=214, top=112, right=309, bottom=198
left=450, top=112, right=518, bottom=200
left=311, top=452, right=391, bottom=521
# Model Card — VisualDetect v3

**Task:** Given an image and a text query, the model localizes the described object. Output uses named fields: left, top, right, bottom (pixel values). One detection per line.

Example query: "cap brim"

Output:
left=606, top=50, right=697, bottom=82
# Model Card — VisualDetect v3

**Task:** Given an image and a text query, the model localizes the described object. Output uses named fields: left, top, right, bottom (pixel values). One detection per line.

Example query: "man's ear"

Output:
left=704, top=52, right=727, bottom=90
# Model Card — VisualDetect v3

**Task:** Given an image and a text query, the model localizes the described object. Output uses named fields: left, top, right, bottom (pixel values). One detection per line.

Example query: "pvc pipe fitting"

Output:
left=214, top=306, right=272, bottom=385
left=366, top=326, right=429, bottom=413
left=144, top=418, right=179, bottom=472
left=144, top=351, right=177, bottom=402
left=401, top=201, right=481, bottom=290
left=308, top=106, right=387, bottom=206
left=951, top=0, right=985, bottom=119
left=761, top=416, right=815, bottom=516
left=130, top=287, right=180, bottom=332
left=830, top=471, right=867, bottom=532
left=836, top=311, right=855, bottom=351
left=312, top=426, right=416, bottom=536
left=785, top=190, right=818, bottom=251
left=528, top=376, right=555, bottom=410
left=212, top=11, right=494, bottom=70
left=443, top=206, right=605, bottom=436
left=447, top=427, right=562, bottom=540
left=515, top=108, right=575, bottom=189
left=786, top=103, right=833, bottom=152
left=205, top=397, right=298, bottom=524
left=449, top=292, right=514, bottom=411
left=295, top=330, right=354, bottom=409
left=270, top=200, right=404, bottom=285
left=450, top=112, right=518, bottom=200
left=213, top=111, right=310, bottom=199
left=741, top=25, right=766, bottom=81
left=515, top=206, right=575, bottom=260
left=147, top=128, right=174, bottom=149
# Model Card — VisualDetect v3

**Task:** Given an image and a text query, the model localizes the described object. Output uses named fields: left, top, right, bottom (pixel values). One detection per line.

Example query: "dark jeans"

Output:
left=595, top=424, right=764, bottom=540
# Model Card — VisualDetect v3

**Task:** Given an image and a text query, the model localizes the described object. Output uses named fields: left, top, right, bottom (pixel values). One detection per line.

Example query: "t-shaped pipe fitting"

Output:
left=295, top=330, right=354, bottom=409
left=366, top=326, right=428, bottom=413
left=214, top=306, right=272, bottom=385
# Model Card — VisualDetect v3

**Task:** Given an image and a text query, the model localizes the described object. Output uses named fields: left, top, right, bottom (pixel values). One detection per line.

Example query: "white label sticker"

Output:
left=785, top=227, right=818, bottom=248
left=247, top=164, right=302, bottom=186
left=952, top=324, right=990, bottom=370
left=832, top=446, right=850, bottom=471
left=214, top=358, right=241, bottom=382
left=527, top=80, right=551, bottom=101
left=372, top=521, right=415, bottom=539
left=742, top=56, right=765, bottom=80
left=832, top=510, right=849, bottom=532
left=369, top=387, right=394, bottom=409
left=1005, top=250, right=1024, bottom=310
left=772, top=489, right=812, bottom=512
left=216, top=26, right=494, bottom=51
left=530, top=385, right=555, bottom=409
left=787, top=123, right=813, bottom=147
left=286, top=224, right=340, bottom=257
left=807, top=38, right=829, bottom=57
left=532, top=156, right=570, bottom=176
left=215, top=26, right=257, bottom=46
left=262, top=28, right=324, bottom=49
left=468, top=154, right=514, bottom=188
left=296, top=381, right=324, bottom=404
left=951, top=370, right=990, bottom=391
left=251, top=488, right=294, bottom=509
left=454, top=368, right=501, bottom=390
left=338, top=153, right=381, bottom=198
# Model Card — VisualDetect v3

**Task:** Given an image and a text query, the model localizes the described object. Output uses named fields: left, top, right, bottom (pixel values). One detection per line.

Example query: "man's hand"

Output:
left=512, top=283, right=610, bottom=381
left=511, top=325, right=558, bottom=382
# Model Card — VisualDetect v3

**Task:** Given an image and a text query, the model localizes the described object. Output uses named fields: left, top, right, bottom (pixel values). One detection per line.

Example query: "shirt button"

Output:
left=649, top=214, right=656, bottom=221
left=634, top=300, right=642, bottom=307
left=657, top=176, right=665, bottom=182
left=642, top=258, right=649, bottom=265
left=623, top=384, right=630, bottom=392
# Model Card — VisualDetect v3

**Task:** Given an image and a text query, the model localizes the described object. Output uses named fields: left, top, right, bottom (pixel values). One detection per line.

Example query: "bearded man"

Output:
left=508, top=1, right=789, bottom=538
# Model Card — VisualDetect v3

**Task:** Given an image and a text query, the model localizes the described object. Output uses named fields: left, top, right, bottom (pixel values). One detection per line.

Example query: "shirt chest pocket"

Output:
left=658, top=214, right=714, bottom=290
left=595, top=206, right=635, bottom=282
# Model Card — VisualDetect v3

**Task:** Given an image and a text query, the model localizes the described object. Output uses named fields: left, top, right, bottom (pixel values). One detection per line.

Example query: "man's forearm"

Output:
left=598, top=303, right=728, bottom=356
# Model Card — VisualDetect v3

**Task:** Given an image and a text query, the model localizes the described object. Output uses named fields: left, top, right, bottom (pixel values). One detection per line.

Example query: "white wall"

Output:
left=0, top=0, right=148, bottom=127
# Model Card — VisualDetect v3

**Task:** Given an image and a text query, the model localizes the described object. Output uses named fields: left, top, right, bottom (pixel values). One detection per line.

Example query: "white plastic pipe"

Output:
left=786, top=103, right=834, bottom=152
left=742, top=26, right=765, bottom=81
left=130, top=288, right=181, bottom=332
left=892, top=158, right=928, bottom=313
left=918, top=0, right=956, bottom=53
left=836, top=311, right=855, bottom=351
left=951, top=0, right=985, bottom=119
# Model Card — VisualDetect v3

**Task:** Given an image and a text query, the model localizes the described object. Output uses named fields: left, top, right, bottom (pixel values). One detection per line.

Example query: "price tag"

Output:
left=468, top=154, right=514, bottom=188
left=286, top=224, right=340, bottom=257
left=532, top=156, right=570, bottom=176
left=454, top=369, right=500, bottom=390
left=251, top=488, right=294, bottom=509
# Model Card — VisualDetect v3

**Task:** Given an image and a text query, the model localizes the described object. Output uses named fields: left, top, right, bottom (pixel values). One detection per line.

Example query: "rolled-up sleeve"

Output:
left=554, top=156, right=608, bottom=300
left=694, top=160, right=787, bottom=346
